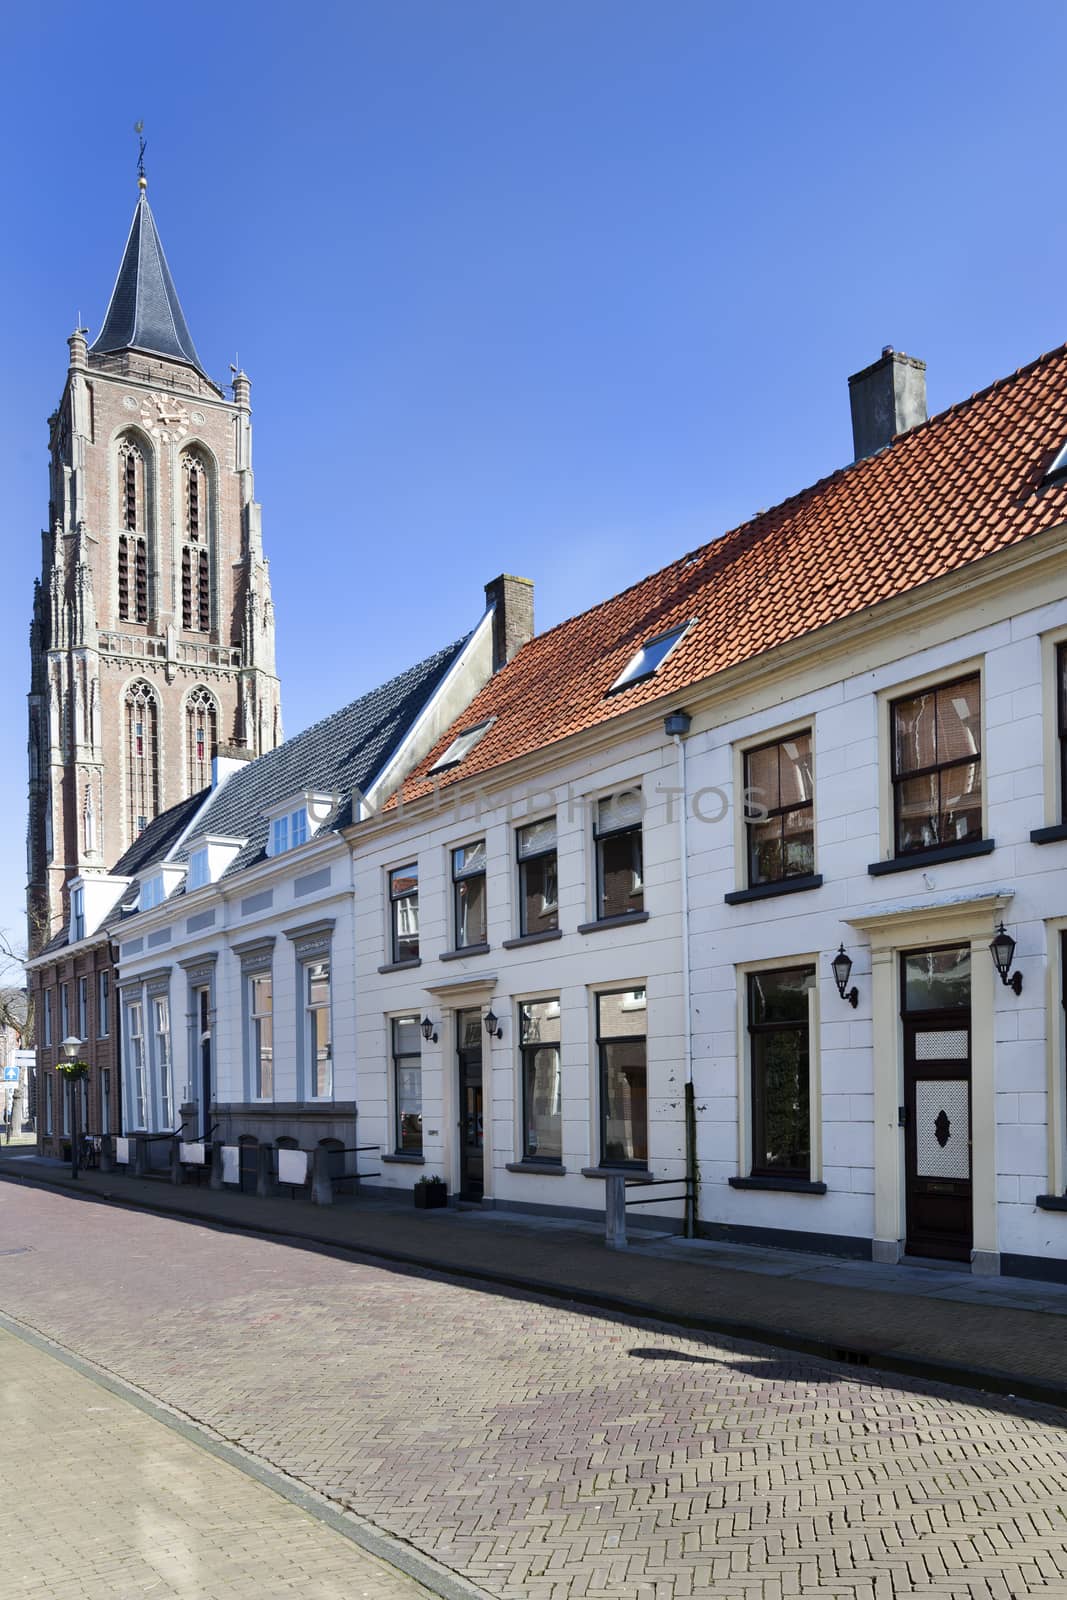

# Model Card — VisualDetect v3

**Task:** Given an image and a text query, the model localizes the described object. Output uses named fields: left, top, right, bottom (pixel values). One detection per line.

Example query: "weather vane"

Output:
left=134, top=120, right=147, bottom=190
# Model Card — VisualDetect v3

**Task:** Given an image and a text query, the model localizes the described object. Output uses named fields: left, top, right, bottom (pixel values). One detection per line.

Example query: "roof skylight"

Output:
left=607, top=622, right=693, bottom=695
left=429, top=717, right=495, bottom=774
left=1046, top=441, right=1067, bottom=483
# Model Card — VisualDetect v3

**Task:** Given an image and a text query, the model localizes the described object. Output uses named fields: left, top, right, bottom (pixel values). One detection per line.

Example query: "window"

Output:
left=101, top=1068, right=112, bottom=1136
left=43, top=989, right=52, bottom=1047
left=140, top=876, right=163, bottom=912
left=128, top=1001, right=147, bottom=1128
left=608, top=622, right=691, bottom=694
left=187, top=850, right=209, bottom=891
left=269, top=809, right=309, bottom=857
left=430, top=718, right=495, bottom=774
left=1046, top=440, right=1067, bottom=484
left=71, top=887, right=85, bottom=943
left=117, top=437, right=148, bottom=624
left=392, top=1015, right=422, bottom=1153
left=747, top=966, right=815, bottom=1178
left=744, top=732, right=814, bottom=886
left=452, top=840, right=488, bottom=949
left=61, top=1074, right=70, bottom=1136
left=97, top=971, right=110, bottom=1038
left=77, top=977, right=88, bottom=1041
left=390, top=864, right=419, bottom=962
left=60, top=984, right=70, bottom=1041
left=44, top=1075, right=53, bottom=1136
left=249, top=973, right=273, bottom=1098
left=890, top=674, right=982, bottom=857
left=520, top=998, right=562, bottom=1162
left=517, top=819, right=558, bottom=937
left=185, top=688, right=217, bottom=796
left=594, top=794, right=644, bottom=921
left=305, top=960, right=332, bottom=1098
left=153, top=996, right=173, bottom=1129
left=125, top=681, right=160, bottom=840
left=180, top=452, right=211, bottom=632
left=597, top=988, right=647, bottom=1166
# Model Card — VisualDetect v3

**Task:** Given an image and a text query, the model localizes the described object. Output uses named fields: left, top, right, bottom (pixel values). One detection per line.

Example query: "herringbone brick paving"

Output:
left=3, top=1185, right=1067, bottom=1599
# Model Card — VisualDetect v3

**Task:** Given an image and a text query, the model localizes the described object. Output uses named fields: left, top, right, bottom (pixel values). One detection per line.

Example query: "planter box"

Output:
left=414, top=1183, right=447, bottom=1210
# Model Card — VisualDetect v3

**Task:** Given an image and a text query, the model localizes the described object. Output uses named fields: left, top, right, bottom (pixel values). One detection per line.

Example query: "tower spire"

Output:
left=135, top=119, right=147, bottom=192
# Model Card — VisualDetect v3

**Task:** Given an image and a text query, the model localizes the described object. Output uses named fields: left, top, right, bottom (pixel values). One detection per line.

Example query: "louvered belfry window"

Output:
left=181, top=452, right=211, bottom=632
left=185, top=687, right=217, bottom=795
left=125, top=679, right=160, bottom=839
left=117, top=437, right=148, bottom=623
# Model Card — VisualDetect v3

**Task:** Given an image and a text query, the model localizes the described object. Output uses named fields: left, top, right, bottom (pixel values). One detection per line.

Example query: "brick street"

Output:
left=3, top=1184, right=1067, bottom=1599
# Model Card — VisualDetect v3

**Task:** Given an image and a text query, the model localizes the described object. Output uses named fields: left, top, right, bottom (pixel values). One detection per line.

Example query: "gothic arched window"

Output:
left=180, top=450, right=211, bottom=633
left=117, top=436, right=148, bottom=624
left=185, top=686, right=218, bottom=795
left=125, top=680, right=160, bottom=839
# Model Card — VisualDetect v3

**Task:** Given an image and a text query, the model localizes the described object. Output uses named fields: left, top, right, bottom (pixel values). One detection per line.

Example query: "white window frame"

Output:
left=153, top=995, right=173, bottom=1130
left=731, top=716, right=817, bottom=893
left=875, top=658, right=985, bottom=865
left=77, top=976, right=88, bottom=1042
left=43, top=989, right=52, bottom=1047
left=248, top=971, right=274, bottom=1100
left=97, top=971, right=110, bottom=1038
left=127, top=1000, right=148, bottom=1129
left=303, top=958, right=332, bottom=1100
left=71, top=886, right=85, bottom=942
left=187, top=849, right=209, bottom=891
left=44, top=1074, right=53, bottom=1135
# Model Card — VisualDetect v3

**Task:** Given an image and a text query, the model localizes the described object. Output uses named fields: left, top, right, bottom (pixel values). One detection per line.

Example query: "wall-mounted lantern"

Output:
left=989, top=923, right=1023, bottom=995
left=420, top=1016, right=438, bottom=1044
left=831, top=944, right=859, bottom=1008
left=484, top=1007, right=503, bottom=1041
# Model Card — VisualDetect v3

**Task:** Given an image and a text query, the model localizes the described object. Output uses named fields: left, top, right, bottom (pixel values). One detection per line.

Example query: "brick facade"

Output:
left=31, top=941, right=118, bottom=1159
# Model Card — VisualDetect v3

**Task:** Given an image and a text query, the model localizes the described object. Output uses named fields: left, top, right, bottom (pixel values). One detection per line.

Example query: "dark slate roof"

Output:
left=173, top=635, right=469, bottom=877
left=90, top=192, right=207, bottom=375
left=111, top=789, right=210, bottom=878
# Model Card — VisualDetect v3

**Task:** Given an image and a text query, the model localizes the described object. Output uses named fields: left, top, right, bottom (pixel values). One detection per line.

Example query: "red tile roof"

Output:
left=402, top=343, right=1067, bottom=802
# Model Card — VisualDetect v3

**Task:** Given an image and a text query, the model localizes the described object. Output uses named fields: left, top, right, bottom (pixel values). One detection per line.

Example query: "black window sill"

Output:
left=576, top=911, right=650, bottom=935
left=581, top=1165, right=653, bottom=1182
left=505, top=1160, right=567, bottom=1176
left=1036, top=1193, right=1067, bottom=1211
left=729, top=1175, right=827, bottom=1194
left=725, top=874, right=823, bottom=906
left=1031, top=824, right=1067, bottom=845
left=439, top=943, right=491, bottom=962
left=377, top=958, right=422, bottom=974
left=868, top=838, right=995, bottom=876
left=502, top=929, right=563, bottom=950
left=381, top=1151, right=426, bottom=1165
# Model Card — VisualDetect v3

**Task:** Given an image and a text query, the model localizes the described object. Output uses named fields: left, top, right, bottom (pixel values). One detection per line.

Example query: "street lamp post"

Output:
left=59, top=1036, right=85, bottom=1180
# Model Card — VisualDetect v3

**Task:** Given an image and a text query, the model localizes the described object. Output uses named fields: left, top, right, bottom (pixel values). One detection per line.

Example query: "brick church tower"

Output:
left=26, top=175, right=283, bottom=951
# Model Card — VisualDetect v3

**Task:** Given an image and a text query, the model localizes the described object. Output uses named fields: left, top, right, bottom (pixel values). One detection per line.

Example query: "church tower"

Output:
left=27, top=174, right=283, bottom=951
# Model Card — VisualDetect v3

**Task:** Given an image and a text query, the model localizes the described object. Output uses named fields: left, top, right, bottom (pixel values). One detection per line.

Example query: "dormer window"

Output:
left=263, top=792, right=333, bottom=857
left=429, top=718, right=495, bottom=774
left=187, top=850, right=209, bottom=891
left=607, top=622, right=692, bottom=695
left=140, top=875, right=164, bottom=911
left=70, top=886, right=85, bottom=943
left=269, top=808, right=309, bottom=857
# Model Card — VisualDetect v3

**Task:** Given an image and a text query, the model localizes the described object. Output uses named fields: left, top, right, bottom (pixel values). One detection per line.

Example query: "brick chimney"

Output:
left=484, top=574, right=534, bottom=672
left=848, top=347, right=927, bottom=461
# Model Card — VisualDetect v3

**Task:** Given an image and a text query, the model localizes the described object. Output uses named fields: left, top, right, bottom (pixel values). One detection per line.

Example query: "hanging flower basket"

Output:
left=56, top=1059, right=90, bottom=1081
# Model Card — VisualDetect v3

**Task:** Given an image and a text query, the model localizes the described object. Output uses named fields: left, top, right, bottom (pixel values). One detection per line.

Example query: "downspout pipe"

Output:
left=664, top=709, right=696, bottom=1236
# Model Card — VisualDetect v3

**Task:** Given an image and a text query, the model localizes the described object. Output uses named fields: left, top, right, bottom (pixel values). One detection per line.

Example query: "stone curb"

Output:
left=3, top=1163, right=1065, bottom=1413
left=0, top=1303, right=493, bottom=1600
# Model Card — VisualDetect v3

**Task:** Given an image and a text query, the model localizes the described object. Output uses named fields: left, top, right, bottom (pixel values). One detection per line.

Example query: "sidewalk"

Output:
left=4, top=1150, right=1067, bottom=1406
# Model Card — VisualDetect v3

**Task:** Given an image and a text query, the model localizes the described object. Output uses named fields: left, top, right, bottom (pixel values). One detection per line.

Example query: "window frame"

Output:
left=429, top=717, right=495, bottom=775
left=71, top=886, right=85, bottom=943
left=77, top=976, right=88, bottom=1042
left=516, top=818, right=559, bottom=938
left=389, top=863, right=420, bottom=964
left=606, top=621, right=694, bottom=696
left=742, top=729, right=815, bottom=888
left=97, top=971, right=110, bottom=1039
left=888, top=670, right=984, bottom=860
left=452, top=839, right=488, bottom=950
left=391, top=1014, right=423, bottom=1155
left=744, top=963, right=817, bottom=1181
left=593, top=794, right=644, bottom=923
left=127, top=999, right=147, bottom=1129
left=43, top=989, right=52, bottom=1047
left=60, top=984, right=70, bottom=1042
left=303, top=958, right=332, bottom=1100
left=595, top=986, right=648, bottom=1169
left=152, top=995, right=173, bottom=1130
left=519, top=996, right=562, bottom=1163
left=248, top=971, right=274, bottom=1101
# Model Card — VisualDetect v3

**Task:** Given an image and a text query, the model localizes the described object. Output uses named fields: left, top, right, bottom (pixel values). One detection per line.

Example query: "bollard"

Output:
left=605, top=1173, right=627, bottom=1250
left=98, top=1135, right=116, bottom=1174
left=133, top=1133, right=149, bottom=1177
left=255, top=1143, right=274, bottom=1198
left=169, top=1137, right=183, bottom=1185
left=209, top=1139, right=224, bottom=1190
left=311, top=1145, right=333, bottom=1206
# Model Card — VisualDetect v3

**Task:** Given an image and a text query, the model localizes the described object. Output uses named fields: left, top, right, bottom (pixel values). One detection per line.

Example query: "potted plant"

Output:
left=413, top=1174, right=447, bottom=1210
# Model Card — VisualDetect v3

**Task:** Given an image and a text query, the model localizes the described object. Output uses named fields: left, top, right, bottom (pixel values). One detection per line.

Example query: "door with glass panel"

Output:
left=901, top=945, right=972, bottom=1262
left=457, top=1008, right=484, bottom=1198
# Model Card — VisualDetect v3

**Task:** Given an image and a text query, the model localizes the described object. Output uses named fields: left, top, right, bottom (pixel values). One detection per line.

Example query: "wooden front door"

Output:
left=903, top=1015, right=972, bottom=1261
left=457, top=1009, right=484, bottom=1199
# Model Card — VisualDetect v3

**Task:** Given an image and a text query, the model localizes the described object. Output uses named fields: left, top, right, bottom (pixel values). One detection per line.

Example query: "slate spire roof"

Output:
left=90, top=189, right=207, bottom=376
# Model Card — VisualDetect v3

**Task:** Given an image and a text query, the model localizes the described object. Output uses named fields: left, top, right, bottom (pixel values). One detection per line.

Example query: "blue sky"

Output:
left=3, top=0, right=1067, bottom=947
